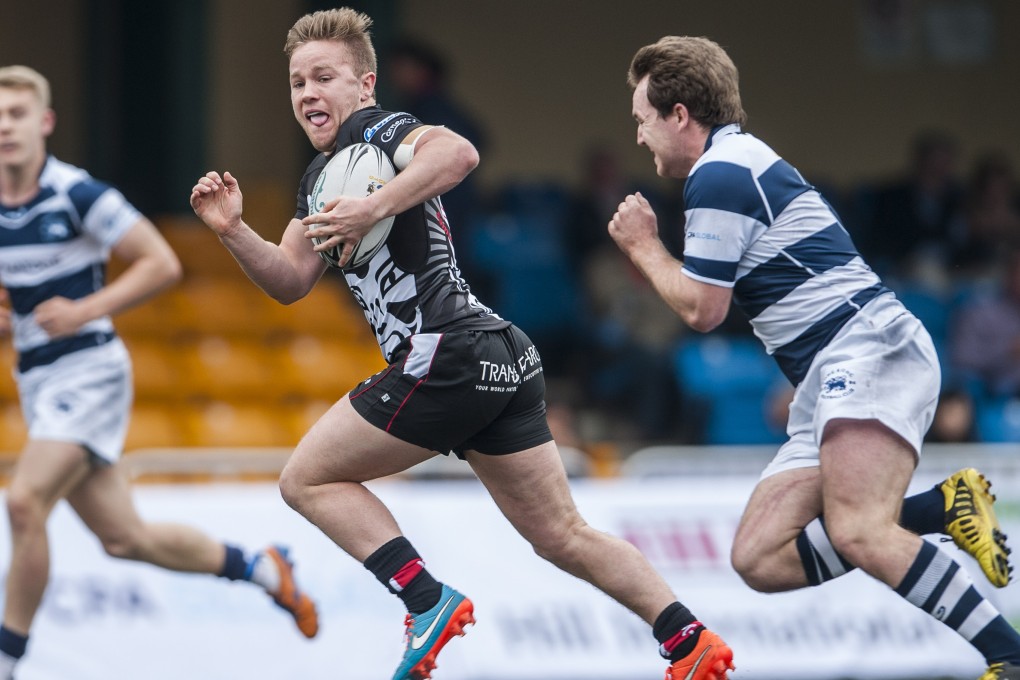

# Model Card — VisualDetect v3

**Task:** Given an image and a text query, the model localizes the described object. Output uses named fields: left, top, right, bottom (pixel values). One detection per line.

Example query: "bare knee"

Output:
left=731, top=542, right=787, bottom=593
left=5, top=486, right=48, bottom=537
left=278, top=463, right=304, bottom=512
left=731, top=542, right=769, bottom=592
left=824, top=514, right=887, bottom=568
left=528, top=517, right=587, bottom=566
left=96, top=526, right=146, bottom=561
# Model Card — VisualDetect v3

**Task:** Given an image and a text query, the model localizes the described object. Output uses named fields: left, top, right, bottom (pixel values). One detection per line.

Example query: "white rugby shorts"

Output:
left=16, top=339, right=132, bottom=464
left=761, top=294, right=941, bottom=479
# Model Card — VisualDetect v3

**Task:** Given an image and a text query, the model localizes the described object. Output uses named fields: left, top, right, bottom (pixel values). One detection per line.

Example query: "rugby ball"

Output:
left=309, top=142, right=396, bottom=269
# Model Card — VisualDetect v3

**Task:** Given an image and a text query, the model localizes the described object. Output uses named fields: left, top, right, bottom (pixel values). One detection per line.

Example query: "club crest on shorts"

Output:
left=821, top=368, right=856, bottom=399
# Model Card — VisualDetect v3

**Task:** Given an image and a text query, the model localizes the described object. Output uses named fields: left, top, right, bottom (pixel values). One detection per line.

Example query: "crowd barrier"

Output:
left=0, top=445, right=1016, bottom=680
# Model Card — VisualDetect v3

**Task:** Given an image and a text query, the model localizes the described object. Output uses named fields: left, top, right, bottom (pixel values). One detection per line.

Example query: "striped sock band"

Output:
left=796, top=517, right=855, bottom=585
left=896, top=540, right=1020, bottom=664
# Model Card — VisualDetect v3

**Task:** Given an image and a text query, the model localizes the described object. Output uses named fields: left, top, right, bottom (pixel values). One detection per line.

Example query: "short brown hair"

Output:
left=628, top=36, right=746, bottom=127
left=284, top=7, right=377, bottom=77
left=0, top=65, right=51, bottom=109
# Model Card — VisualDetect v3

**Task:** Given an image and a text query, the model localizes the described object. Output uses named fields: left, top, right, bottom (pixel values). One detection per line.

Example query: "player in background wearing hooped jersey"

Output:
left=609, top=36, right=1018, bottom=680
left=190, top=8, right=732, bottom=680
left=0, top=65, right=319, bottom=679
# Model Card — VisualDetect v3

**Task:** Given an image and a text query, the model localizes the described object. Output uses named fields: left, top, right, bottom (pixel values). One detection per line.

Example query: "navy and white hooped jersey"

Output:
left=296, top=106, right=508, bottom=363
left=0, top=156, right=140, bottom=373
left=681, top=124, right=890, bottom=386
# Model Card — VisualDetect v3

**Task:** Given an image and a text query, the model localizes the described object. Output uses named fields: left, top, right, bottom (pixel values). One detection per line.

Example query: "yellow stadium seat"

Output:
left=157, top=217, right=241, bottom=277
left=0, top=402, right=26, bottom=458
left=268, top=283, right=370, bottom=341
left=277, top=335, right=385, bottom=400
left=0, top=342, right=17, bottom=402
left=184, top=400, right=295, bottom=448
left=125, top=401, right=190, bottom=450
left=179, top=336, right=286, bottom=401
left=123, top=338, right=188, bottom=400
left=173, top=278, right=280, bottom=338
left=280, top=398, right=333, bottom=442
left=115, top=289, right=184, bottom=340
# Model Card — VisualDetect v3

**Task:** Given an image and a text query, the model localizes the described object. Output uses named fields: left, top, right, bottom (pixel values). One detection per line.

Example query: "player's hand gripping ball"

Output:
left=309, top=143, right=396, bottom=269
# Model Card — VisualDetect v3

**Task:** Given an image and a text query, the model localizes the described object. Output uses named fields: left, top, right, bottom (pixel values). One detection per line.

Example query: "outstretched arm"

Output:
left=191, top=170, right=325, bottom=304
left=609, top=192, right=732, bottom=332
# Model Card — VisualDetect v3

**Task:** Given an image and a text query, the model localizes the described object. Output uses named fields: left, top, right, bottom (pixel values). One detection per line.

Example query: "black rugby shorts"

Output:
left=348, top=325, right=553, bottom=456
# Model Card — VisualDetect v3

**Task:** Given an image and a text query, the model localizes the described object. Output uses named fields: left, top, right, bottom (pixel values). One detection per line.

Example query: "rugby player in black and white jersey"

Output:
left=191, top=8, right=732, bottom=680
left=0, top=65, right=319, bottom=679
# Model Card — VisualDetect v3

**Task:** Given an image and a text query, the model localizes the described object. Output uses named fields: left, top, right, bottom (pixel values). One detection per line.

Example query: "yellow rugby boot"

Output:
left=942, top=468, right=1013, bottom=587
left=979, top=662, right=1020, bottom=680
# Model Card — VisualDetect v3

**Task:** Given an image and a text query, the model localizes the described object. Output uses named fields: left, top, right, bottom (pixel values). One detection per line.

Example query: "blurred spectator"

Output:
left=386, top=36, right=487, bottom=233
left=949, top=246, right=1020, bottom=397
left=566, top=145, right=632, bottom=273
left=925, top=388, right=978, bottom=443
left=856, top=130, right=966, bottom=287
left=563, top=146, right=688, bottom=440
left=951, top=152, right=1020, bottom=282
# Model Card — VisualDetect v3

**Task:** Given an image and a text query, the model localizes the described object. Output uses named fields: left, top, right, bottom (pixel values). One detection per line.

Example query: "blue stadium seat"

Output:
left=466, top=212, right=584, bottom=339
left=673, top=335, right=787, bottom=445
left=975, top=396, right=1020, bottom=443
left=896, top=286, right=950, bottom=345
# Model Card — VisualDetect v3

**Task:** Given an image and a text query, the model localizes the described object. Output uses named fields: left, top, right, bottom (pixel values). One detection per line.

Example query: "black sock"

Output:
left=900, top=485, right=946, bottom=536
left=0, top=626, right=27, bottom=660
left=364, top=536, right=443, bottom=614
left=218, top=544, right=249, bottom=581
left=653, top=602, right=703, bottom=662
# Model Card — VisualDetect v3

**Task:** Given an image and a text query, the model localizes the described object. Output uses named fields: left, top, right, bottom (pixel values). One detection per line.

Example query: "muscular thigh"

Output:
left=734, top=467, right=822, bottom=558
left=285, top=395, right=437, bottom=486
left=7, top=439, right=93, bottom=509
left=819, top=419, right=916, bottom=525
left=65, top=462, right=144, bottom=540
left=466, top=443, right=580, bottom=543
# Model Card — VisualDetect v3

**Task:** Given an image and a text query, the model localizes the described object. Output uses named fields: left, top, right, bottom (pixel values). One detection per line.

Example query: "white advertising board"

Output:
left=0, top=472, right=1014, bottom=679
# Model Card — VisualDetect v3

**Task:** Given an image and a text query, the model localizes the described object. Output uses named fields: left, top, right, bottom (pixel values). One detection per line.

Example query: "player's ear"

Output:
left=41, top=108, right=56, bottom=137
left=360, top=72, right=377, bottom=102
left=672, top=102, right=688, bottom=128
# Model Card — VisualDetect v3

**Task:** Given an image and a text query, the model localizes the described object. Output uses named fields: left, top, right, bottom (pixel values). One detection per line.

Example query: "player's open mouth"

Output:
left=306, top=112, right=329, bottom=127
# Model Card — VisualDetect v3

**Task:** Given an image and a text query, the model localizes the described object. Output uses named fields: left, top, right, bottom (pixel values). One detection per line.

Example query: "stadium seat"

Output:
left=115, top=289, right=184, bottom=340
left=0, top=402, right=26, bottom=458
left=157, top=217, right=244, bottom=277
left=123, top=338, right=188, bottom=400
left=975, top=396, right=1020, bottom=443
left=466, top=212, right=584, bottom=343
left=173, top=278, right=280, bottom=338
left=266, top=282, right=372, bottom=342
left=896, top=285, right=951, bottom=349
left=673, top=335, right=786, bottom=445
left=496, top=181, right=573, bottom=225
left=179, top=336, right=288, bottom=401
left=0, top=342, right=17, bottom=402
left=276, top=335, right=386, bottom=400
left=184, top=400, right=296, bottom=448
left=125, top=401, right=190, bottom=450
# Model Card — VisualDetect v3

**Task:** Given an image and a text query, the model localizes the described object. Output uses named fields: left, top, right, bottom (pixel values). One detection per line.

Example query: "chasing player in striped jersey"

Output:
left=610, top=36, right=1017, bottom=680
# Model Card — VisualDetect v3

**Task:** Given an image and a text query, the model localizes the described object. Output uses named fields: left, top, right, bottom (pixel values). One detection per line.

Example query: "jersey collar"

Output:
left=704, top=123, right=742, bottom=152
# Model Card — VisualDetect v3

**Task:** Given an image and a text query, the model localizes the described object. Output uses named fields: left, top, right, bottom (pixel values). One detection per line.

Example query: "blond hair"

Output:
left=628, top=36, right=746, bottom=127
left=284, top=7, right=376, bottom=77
left=0, top=65, right=51, bottom=108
